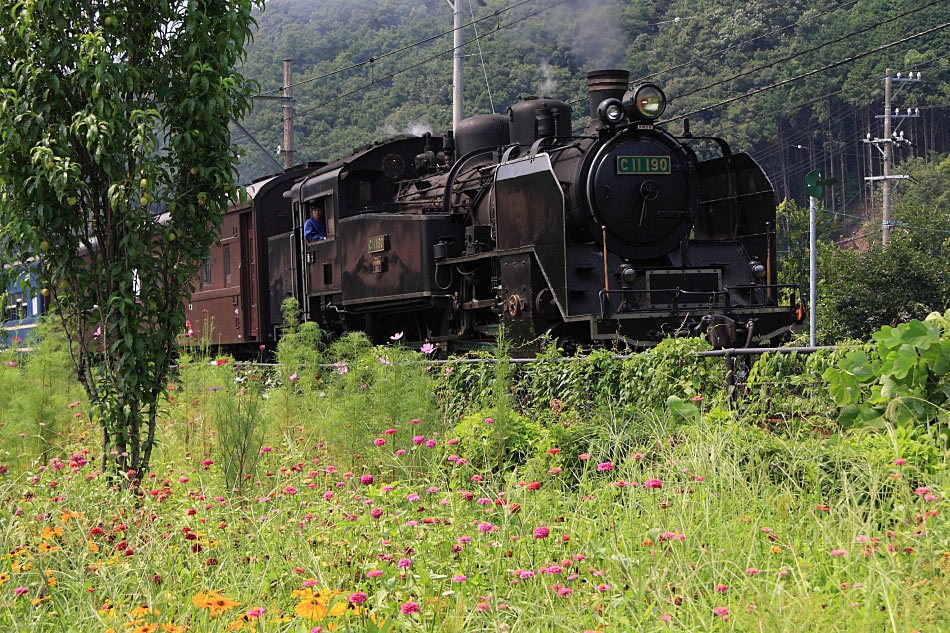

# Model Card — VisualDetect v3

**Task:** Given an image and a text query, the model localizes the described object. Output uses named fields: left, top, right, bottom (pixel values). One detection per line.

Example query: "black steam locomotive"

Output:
left=188, top=69, right=801, bottom=352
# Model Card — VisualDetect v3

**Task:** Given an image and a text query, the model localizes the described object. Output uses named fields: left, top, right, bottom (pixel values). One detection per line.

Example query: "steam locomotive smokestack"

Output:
left=587, top=69, right=630, bottom=120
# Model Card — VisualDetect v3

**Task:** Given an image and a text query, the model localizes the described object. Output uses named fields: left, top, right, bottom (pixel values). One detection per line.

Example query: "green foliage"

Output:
left=824, top=311, right=950, bottom=430
left=0, top=318, right=83, bottom=468
left=448, top=408, right=542, bottom=472
left=275, top=297, right=325, bottom=391
left=212, top=374, right=265, bottom=494
left=0, top=0, right=264, bottom=480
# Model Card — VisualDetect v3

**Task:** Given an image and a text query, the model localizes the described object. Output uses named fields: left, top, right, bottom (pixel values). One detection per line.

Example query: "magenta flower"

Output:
left=400, top=601, right=419, bottom=614
left=373, top=438, right=385, bottom=446
left=384, top=428, right=397, bottom=435
left=597, top=462, right=613, bottom=472
left=247, top=607, right=266, bottom=618
left=360, top=474, right=374, bottom=485
left=425, top=439, right=436, bottom=448
left=829, top=549, right=847, bottom=556
left=715, top=584, right=728, bottom=592
left=397, top=558, right=412, bottom=568
left=645, top=478, right=662, bottom=489
left=14, top=587, right=27, bottom=596
left=713, top=606, right=729, bottom=616
left=452, top=574, right=467, bottom=582
left=477, top=522, right=494, bottom=532
left=533, top=526, right=550, bottom=539
left=366, top=569, right=382, bottom=577
left=412, top=436, right=425, bottom=445
left=289, top=372, right=298, bottom=381
left=349, top=591, right=368, bottom=604
left=894, top=458, right=907, bottom=465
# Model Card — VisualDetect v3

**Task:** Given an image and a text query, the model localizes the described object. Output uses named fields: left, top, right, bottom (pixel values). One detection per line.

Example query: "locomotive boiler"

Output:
left=279, top=68, right=801, bottom=351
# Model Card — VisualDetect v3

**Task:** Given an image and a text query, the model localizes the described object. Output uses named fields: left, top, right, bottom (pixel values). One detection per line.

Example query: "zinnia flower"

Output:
left=400, top=601, right=419, bottom=614
left=533, top=526, right=550, bottom=539
left=597, top=462, right=613, bottom=471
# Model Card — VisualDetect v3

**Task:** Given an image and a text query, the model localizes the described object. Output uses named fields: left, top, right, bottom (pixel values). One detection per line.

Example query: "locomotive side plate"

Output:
left=368, top=234, right=389, bottom=253
left=616, top=156, right=671, bottom=175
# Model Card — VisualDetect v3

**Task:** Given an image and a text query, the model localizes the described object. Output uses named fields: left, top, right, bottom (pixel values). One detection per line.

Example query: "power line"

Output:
left=671, top=0, right=944, bottom=104
left=633, top=0, right=859, bottom=84
left=253, top=0, right=536, bottom=97
left=249, top=0, right=573, bottom=135
left=662, top=20, right=950, bottom=124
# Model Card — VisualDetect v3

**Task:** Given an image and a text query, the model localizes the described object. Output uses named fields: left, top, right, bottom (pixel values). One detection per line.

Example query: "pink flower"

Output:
left=400, top=601, right=419, bottom=614
left=384, top=429, right=397, bottom=435
left=715, top=584, right=728, bottom=592
left=632, top=453, right=645, bottom=459
left=371, top=507, right=383, bottom=518
left=914, top=487, right=931, bottom=496
left=746, top=568, right=758, bottom=575
left=691, top=395, right=703, bottom=402
left=420, top=343, right=436, bottom=353
left=397, top=558, right=412, bottom=568
left=894, top=458, right=907, bottom=465
left=395, top=449, right=405, bottom=455
left=452, top=574, right=467, bottom=582
left=477, top=522, right=495, bottom=532
left=713, top=606, right=729, bottom=616
left=366, top=569, right=383, bottom=577
left=360, top=474, right=374, bottom=485
left=533, top=526, right=550, bottom=539
left=390, top=331, right=404, bottom=341
left=14, top=587, right=27, bottom=596
left=373, top=438, right=385, bottom=446
left=579, top=454, right=590, bottom=460
left=484, top=417, right=494, bottom=424
left=379, top=357, right=392, bottom=366
left=829, top=549, right=847, bottom=556
left=349, top=591, right=367, bottom=604
left=289, top=373, right=298, bottom=381
left=645, top=478, right=662, bottom=489
left=597, top=462, right=613, bottom=472
left=412, top=436, right=425, bottom=445
left=247, top=607, right=266, bottom=618
left=425, top=440, right=436, bottom=448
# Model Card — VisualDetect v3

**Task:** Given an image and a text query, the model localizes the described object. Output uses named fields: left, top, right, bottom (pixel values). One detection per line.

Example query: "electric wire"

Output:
left=670, top=0, right=944, bottom=103
left=248, top=0, right=574, bottom=135
left=252, top=0, right=537, bottom=97
left=468, top=0, right=496, bottom=114
left=662, top=20, right=950, bottom=124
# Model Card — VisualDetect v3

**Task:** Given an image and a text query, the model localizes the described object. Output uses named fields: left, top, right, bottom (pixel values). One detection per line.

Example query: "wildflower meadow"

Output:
left=0, top=313, right=948, bottom=632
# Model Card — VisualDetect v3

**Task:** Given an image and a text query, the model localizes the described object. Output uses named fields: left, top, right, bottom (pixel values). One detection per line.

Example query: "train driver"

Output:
left=304, top=202, right=326, bottom=243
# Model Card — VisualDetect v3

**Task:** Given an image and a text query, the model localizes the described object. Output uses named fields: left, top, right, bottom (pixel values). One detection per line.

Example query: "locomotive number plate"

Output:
left=616, top=156, right=671, bottom=175
left=368, top=234, right=389, bottom=253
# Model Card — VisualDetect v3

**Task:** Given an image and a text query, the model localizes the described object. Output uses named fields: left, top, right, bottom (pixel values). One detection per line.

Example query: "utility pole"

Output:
left=862, top=68, right=919, bottom=246
left=250, top=60, right=297, bottom=172
left=882, top=68, right=891, bottom=245
left=809, top=194, right=817, bottom=346
left=282, top=59, right=295, bottom=170
left=446, top=0, right=464, bottom=133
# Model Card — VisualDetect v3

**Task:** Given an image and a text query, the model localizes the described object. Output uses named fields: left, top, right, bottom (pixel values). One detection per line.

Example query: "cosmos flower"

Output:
left=420, top=343, right=435, bottom=353
left=390, top=332, right=404, bottom=341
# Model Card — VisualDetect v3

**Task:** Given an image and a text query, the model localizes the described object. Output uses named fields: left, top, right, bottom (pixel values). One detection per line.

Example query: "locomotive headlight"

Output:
left=751, top=263, right=766, bottom=279
left=623, top=83, right=667, bottom=120
left=597, top=98, right=626, bottom=126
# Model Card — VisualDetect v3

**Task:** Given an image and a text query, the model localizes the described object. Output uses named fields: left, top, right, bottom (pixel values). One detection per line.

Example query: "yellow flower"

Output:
left=290, top=588, right=314, bottom=599
left=31, top=595, right=51, bottom=606
left=294, top=597, right=327, bottom=621
left=130, top=625, right=158, bottom=633
left=130, top=605, right=158, bottom=618
left=226, top=618, right=256, bottom=631
left=88, top=540, right=100, bottom=553
left=0, top=573, right=10, bottom=585
left=12, top=560, right=33, bottom=572
left=38, top=542, right=59, bottom=553
left=770, top=545, right=783, bottom=553
left=47, top=576, right=57, bottom=587
left=160, top=625, right=189, bottom=633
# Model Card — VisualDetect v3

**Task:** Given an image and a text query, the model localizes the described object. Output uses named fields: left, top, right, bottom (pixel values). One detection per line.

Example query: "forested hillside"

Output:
left=235, top=0, right=950, bottom=210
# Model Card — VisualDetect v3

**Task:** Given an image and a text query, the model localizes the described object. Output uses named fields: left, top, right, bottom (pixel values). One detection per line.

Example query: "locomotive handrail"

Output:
left=598, top=283, right=799, bottom=319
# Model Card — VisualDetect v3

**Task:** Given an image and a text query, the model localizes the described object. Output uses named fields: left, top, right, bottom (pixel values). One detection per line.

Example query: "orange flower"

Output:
left=193, top=591, right=240, bottom=617
left=60, top=510, right=83, bottom=522
left=31, top=595, right=51, bottom=606
left=130, top=605, right=158, bottom=617
left=42, top=526, right=63, bottom=540
left=37, top=542, right=59, bottom=553
left=160, top=625, right=188, bottom=633
left=0, top=573, right=10, bottom=585
left=130, top=625, right=158, bottom=633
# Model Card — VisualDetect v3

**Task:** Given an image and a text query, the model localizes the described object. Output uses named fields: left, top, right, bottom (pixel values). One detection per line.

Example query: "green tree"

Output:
left=0, top=0, right=262, bottom=482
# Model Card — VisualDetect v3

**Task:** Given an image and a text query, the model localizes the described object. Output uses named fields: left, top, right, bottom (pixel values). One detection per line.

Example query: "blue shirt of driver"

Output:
left=304, top=217, right=326, bottom=243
